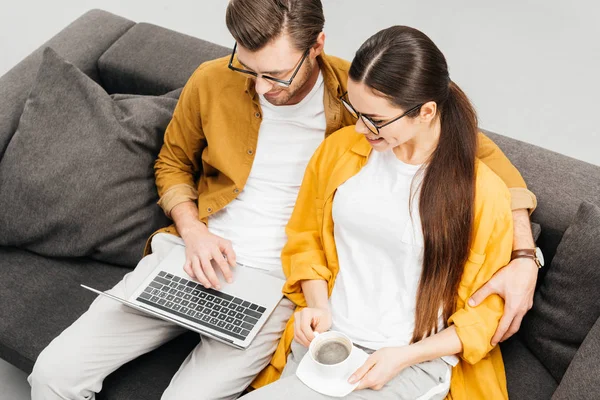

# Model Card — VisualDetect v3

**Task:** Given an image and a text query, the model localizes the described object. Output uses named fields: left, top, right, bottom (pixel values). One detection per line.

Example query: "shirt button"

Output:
left=247, top=149, right=254, bottom=155
left=254, top=112, right=261, bottom=118
left=207, top=207, right=213, bottom=213
left=233, top=188, right=240, bottom=194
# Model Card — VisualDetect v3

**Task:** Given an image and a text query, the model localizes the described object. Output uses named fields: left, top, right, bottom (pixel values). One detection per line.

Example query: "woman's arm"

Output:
left=350, top=326, right=462, bottom=389
left=281, top=142, right=333, bottom=306
left=294, top=280, right=332, bottom=346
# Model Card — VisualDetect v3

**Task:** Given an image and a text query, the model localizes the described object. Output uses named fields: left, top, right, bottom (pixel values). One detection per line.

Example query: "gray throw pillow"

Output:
left=552, top=315, right=600, bottom=399
left=521, top=201, right=600, bottom=381
left=0, top=47, right=178, bottom=267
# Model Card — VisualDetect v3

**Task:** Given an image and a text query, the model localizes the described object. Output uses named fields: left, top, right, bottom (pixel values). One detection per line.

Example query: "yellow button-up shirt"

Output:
left=147, top=52, right=536, bottom=395
left=262, top=126, right=513, bottom=399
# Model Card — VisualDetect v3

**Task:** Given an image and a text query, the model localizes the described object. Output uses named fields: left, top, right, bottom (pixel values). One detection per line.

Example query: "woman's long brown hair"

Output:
left=349, top=26, right=478, bottom=342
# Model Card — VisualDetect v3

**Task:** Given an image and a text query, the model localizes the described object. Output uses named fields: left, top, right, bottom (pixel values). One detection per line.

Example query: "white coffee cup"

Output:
left=308, top=330, right=354, bottom=378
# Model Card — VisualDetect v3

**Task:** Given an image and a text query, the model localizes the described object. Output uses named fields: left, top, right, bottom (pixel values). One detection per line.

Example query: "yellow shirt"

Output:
left=254, top=126, right=513, bottom=399
left=148, top=53, right=535, bottom=395
left=145, top=52, right=536, bottom=255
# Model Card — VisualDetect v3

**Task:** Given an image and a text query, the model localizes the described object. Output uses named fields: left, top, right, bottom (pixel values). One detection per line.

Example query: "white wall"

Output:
left=1, top=0, right=598, bottom=166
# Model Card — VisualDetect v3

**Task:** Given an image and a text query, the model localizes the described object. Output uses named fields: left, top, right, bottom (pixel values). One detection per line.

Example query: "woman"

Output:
left=245, top=26, right=512, bottom=399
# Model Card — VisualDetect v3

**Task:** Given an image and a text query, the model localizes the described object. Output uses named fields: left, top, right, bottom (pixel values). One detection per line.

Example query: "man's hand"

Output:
left=170, top=201, right=236, bottom=290
left=293, top=307, right=332, bottom=347
left=180, top=220, right=236, bottom=290
left=468, top=257, right=538, bottom=345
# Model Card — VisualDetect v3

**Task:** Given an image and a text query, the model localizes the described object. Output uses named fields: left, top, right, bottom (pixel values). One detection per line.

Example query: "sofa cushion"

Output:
left=552, top=315, right=600, bottom=399
left=521, top=201, right=600, bottom=381
left=0, top=47, right=177, bottom=267
left=98, top=23, right=231, bottom=95
left=0, top=246, right=128, bottom=373
left=500, top=336, right=557, bottom=400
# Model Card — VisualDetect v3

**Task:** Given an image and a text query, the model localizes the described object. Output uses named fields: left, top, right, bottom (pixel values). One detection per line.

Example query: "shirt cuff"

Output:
left=157, top=183, right=199, bottom=218
left=283, top=251, right=331, bottom=307
left=509, top=187, right=538, bottom=214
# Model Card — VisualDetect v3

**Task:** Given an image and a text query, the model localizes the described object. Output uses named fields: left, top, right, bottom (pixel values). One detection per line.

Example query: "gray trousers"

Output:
left=242, top=340, right=451, bottom=400
left=28, top=233, right=295, bottom=400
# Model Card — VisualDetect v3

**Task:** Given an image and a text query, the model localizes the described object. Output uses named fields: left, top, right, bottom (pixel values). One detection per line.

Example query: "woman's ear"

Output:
left=419, top=101, right=438, bottom=123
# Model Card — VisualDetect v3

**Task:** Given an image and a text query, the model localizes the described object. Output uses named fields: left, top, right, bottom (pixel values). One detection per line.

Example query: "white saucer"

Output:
left=296, top=345, right=370, bottom=397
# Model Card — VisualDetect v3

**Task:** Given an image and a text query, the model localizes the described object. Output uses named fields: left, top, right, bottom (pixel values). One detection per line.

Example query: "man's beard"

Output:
left=264, top=58, right=315, bottom=106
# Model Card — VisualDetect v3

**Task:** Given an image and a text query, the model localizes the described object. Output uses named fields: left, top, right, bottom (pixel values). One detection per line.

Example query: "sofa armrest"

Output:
left=552, top=314, right=600, bottom=399
left=0, top=9, right=135, bottom=159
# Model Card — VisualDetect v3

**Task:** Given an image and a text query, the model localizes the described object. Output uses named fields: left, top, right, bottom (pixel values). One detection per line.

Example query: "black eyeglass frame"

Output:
left=228, top=42, right=310, bottom=88
left=340, top=92, right=424, bottom=136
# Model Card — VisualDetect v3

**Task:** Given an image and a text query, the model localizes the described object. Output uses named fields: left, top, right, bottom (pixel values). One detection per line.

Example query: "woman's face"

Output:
left=346, top=79, right=422, bottom=152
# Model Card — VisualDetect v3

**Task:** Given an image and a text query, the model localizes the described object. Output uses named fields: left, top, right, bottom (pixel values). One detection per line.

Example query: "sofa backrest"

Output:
left=485, top=130, right=600, bottom=266
left=97, top=23, right=231, bottom=95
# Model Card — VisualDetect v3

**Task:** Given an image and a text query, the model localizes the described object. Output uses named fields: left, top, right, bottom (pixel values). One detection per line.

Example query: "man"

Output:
left=30, top=1, right=539, bottom=399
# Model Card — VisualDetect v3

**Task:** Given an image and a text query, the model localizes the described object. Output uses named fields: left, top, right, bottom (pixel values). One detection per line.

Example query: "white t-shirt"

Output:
left=330, top=148, right=429, bottom=350
left=208, top=72, right=326, bottom=272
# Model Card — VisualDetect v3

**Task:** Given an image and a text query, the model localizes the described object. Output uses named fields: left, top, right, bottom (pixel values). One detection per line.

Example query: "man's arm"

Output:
left=155, top=68, right=206, bottom=218
left=473, top=132, right=539, bottom=344
left=476, top=132, right=537, bottom=213
left=154, top=67, right=236, bottom=288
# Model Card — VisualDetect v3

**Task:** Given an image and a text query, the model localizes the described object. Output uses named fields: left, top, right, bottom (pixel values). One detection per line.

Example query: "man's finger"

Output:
left=468, top=283, right=496, bottom=307
left=183, top=259, right=194, bottom=279
left=492, top=311, right=514, bottom=346
left=199, top=252, right=220, bottom=289
left=191, top=257, right=210, bottom=288
left=500, top=314, right=524, bottom=342
left=221, top=241, right=237, bottom=267
left=212, top=248, right=233, bottom=284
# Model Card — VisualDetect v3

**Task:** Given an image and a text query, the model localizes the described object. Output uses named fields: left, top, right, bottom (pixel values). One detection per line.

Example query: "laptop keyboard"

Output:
left=136, top=271, right=267, bottom=341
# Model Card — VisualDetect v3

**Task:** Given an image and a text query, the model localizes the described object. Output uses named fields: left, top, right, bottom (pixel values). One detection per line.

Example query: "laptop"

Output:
left=81, top=244, right=285, bottom=349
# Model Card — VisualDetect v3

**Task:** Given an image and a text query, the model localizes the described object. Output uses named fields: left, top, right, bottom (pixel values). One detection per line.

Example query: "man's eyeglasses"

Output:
left=228, top=42, right=310, bottom=88
left=339, top=92, right=423, bottom=136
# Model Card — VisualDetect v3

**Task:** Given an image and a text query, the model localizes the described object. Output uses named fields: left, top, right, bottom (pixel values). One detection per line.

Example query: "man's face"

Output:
left=234, top=34, right=319, bottom=106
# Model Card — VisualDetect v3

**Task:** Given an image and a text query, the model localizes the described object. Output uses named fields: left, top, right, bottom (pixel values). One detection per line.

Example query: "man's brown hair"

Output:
left=226, top=0, right=324, bottom=51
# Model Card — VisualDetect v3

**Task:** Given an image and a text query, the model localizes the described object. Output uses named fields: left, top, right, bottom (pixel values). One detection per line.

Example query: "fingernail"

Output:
left=468, top=299, right=475, bottom=307
left=348, top=375, right=356, bottom=383
left=215, top=285, right=221, bottom=290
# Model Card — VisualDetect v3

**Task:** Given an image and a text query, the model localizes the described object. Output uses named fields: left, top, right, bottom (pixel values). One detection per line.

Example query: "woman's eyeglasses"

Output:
left=339, top=92, right=423, bottom=136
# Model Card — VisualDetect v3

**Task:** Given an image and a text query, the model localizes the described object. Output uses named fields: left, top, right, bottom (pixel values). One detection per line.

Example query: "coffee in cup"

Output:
left=314, top=339, right=352, bottom=365
left=309, top=331, right=353, bottom=373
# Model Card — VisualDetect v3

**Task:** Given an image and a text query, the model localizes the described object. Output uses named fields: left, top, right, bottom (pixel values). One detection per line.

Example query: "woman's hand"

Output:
left=294, top=307, right=332, bottom=347
left=350, top=347, right=413, bottom=390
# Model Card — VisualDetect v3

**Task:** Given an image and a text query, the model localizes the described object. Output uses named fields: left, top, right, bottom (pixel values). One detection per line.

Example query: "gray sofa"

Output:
left=0, top=9, right=598, bottom=400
